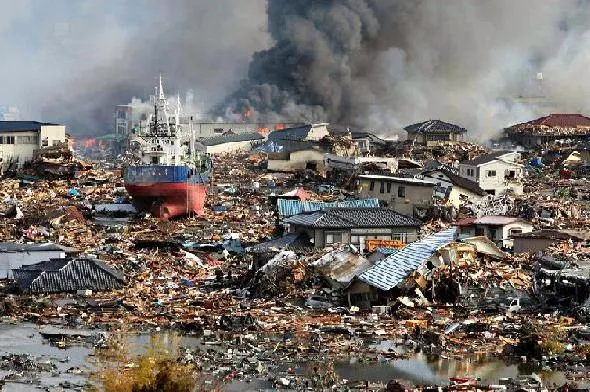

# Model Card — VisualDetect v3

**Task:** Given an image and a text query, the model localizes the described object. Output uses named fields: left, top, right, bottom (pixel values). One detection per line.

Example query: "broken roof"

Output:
left=0, top=242, right=76, bottom=253
left=200, top=132, right=264, bottom=146
left=285, top=207, right=423, bottom=229
left=268, top=124, right=327, bottom=141
left=460, top=151, right=515, bottom=166
left=404, top=120, right=468, bottom=135
left=520, top=114, right=590, bottom=128
left=358, top=227, right=457, bottom=291
left=312, top=248, right=372, bottom=287
left=455, top=215, right=530, bottom=226
left=359, top=174, right=438, bottom=186
left=511, top=229, right=588, bottom=241
left=422, top=168, right=487, bottom=196
left=13, top=258, right=125, bottom=294
left=247, top=232, right=312, bottom=254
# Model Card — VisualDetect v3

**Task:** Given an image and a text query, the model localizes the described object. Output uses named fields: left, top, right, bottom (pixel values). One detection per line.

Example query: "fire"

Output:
left=83, top=138, right=97, bottom=148
left=274, top=123, right=285, bottom=130
left=256, top=127, right=270, bottom=136
left=244, top=109, right=252, bottom=120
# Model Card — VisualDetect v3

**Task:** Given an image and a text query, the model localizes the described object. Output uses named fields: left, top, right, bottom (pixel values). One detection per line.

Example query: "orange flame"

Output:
left=256, top=127, right=270, bottom=136
left=275, top=123, right=285, bottom=130
left=244, top=109, right=252, bottom=120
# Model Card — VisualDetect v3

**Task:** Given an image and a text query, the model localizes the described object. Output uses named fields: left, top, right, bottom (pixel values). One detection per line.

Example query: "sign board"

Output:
left=365, top=239, right=404, bottom=252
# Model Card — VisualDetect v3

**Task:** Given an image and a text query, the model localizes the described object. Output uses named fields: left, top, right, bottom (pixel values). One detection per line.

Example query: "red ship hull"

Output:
left=125, top=182, right=207, bottom=219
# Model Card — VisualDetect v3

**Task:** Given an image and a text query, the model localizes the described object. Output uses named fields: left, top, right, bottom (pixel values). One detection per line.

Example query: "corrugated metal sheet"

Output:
left=124, top=165, right=189, bottom=184
left=13, top=258, right=125, bottom=294
left=277, top=198, right=379, bottom=217
left=358, top=227, right=457, bottom=291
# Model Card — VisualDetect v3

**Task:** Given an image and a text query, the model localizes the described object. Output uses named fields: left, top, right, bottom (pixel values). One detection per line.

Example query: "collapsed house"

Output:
left=504, top=113, right=590, bottom=148
left=13, top=258, right=126, bottom=294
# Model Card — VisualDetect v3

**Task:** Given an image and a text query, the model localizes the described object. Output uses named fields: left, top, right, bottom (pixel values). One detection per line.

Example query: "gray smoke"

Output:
left=224, top=0, right=590, bottom=139
left=0, top=0, right=268, bottom=136
left=3, top=0, right=590, bottom=139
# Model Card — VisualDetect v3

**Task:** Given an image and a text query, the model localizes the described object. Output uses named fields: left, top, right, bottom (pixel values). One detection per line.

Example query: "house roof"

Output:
left=359, top=174, right=438, bottom=186
left=285, top=207, right=423, bottom=229
left=200, top=132, right=264, bottom=146
left=423, top=168, right=487, bottom=196
left=455, top=215, right=529, bottom=227
left=247, top=232, right=313, bottom=253
left=522, top=114, right=590, bottom=128
left=511, top=229, right=588, bottom=241
left=13, top=257, right=125, bottom=293
left=277, top=198, right=380, bottom=218
left=0, top=121, right=58, bottom=133
left=0, top=242, right=76, bottom=253
left=268, top=124, right=314, bottom=141
left=358, top=227, right=457, bottom=291
left=404, top=120, right=468, bottom=135
left=460, top=151, right=513, bottom=166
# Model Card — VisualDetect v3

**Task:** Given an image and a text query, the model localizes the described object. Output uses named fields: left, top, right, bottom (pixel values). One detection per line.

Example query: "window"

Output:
left=392, top=232, right=408, bottom=243
left=5, top=136, right=14, bottom=145
left=486, top=170, right=497, bottom=177
left=509, top=228, right=522, bottom=236
left=52, top=140, right=60, bottom=146
left=466, top=168, right=474, bottom=176
left=0, top=136, right=3, bottom=144
left=17, top=136, right=38, bottom=144
left=351, top=235, right=359, bottom=244
left=386, top=182, right=392, bottom=193
left=151, top=156, right=159, bottom=164
left=369, top=180, right=375, bottom=191
left=42, top=137, right=48, bottom=147
left=398, top=186, right=406, bottom=198
left=325, top=232, right=342, bottom=244
left=380, top=182, right=385, bottom=194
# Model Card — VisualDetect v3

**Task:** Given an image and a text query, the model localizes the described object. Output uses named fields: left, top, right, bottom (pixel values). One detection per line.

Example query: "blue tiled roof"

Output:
left=358, top=227, right=457, bottom=291
left=277, top=198, right=380, bottom=217
left=268, top=125, right=312, bottom=141
left=0, top=121, right=58, bottom=132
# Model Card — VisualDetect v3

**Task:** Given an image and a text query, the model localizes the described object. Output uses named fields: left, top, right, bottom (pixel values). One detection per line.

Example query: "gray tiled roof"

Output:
left=247, top=232, right=312, bottom=253
left=200, top=132, right=264, bottom=146
left=285, top=208, right=423, bottom=229
left=359, top=227, right=457, bottom=291
left=404, top=120, right=467, bottom=134
left=13, top=258, right=125, bottom=293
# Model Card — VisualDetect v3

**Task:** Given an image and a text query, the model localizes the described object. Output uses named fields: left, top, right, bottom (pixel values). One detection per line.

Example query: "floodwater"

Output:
left=0, top=323, right=572, bottom=391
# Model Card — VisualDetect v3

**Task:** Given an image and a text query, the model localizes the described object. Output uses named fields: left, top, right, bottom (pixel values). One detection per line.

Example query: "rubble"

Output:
left=0, top=137, right=589, bottom=390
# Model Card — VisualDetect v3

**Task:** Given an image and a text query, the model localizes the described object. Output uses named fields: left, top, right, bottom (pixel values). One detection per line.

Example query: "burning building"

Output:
left=504, top=114, right=590, bottom=148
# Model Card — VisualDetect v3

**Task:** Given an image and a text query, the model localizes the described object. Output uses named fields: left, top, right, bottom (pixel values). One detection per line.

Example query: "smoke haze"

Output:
left=2, top=0, right=590, bottom=139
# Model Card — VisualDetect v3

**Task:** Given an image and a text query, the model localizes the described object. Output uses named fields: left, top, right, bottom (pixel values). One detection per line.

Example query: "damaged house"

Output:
left=13, top=257, right=126, bottom=294
left=0, top=242, right=77, bottom=279
left=196, top=132, right=265, bottom=154
left=504, top=113, right=590, bottom=148
left=357, top=175, right=436, bottom=216
left=284, top=207, right=423, bottom=250
left=421, top=167, right=487, bottom=208
left=455, top=215, right=534, bottom=248
left=349, top=228, right=457, bottom=308
left=404, top=120, right=467, bottom=147
left=458, top=151, right=524, bottom=196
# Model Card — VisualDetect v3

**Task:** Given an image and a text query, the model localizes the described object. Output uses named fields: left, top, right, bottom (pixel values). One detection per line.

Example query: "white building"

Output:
left=458, top=151, right=524, bottom=196
left=0, top=121, right=67, bottom=170
left=196, top=132, right=265, bottom=154
left=0, top=242, right=76, bottom=279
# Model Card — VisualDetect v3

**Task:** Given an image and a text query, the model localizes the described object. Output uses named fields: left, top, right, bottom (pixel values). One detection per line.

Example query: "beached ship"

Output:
left=124, top=76, right=210, bottom=219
